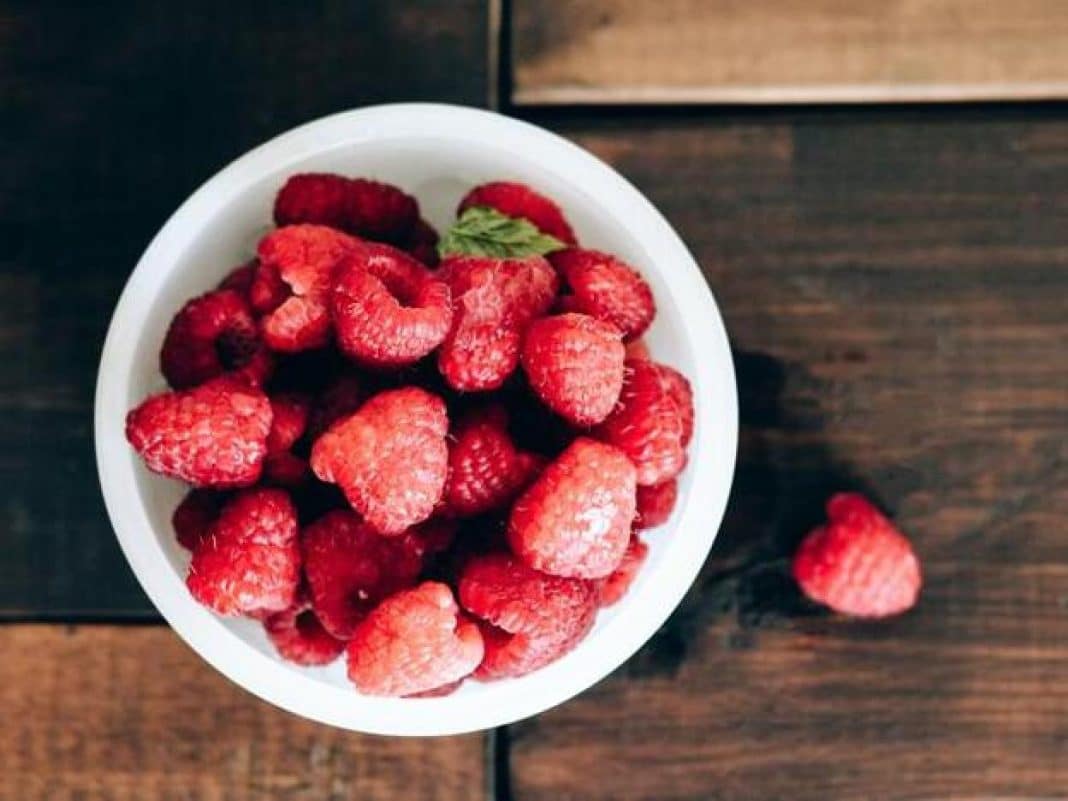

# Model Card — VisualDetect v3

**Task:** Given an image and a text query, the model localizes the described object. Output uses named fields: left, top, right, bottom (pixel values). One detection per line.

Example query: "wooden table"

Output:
left=3, top=2, right=1066, bottom=799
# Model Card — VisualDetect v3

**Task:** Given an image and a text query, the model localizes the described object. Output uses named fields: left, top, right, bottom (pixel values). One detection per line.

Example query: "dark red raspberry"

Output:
left=307, top=374, right=365, bottom=439
left=310, top=387, right=449, bottom=535
left=459, top=181, right=577, bottom=245
left=443, top=405, right=543, bottom=518
left=301, top=510, right=423, bottom=639
left=217, top=259, right=258, bottom=298
left=437, top=255, right=558, bottom=391
left=263, top=591, right=346, bottom=666
left=346, top=178, right=419, bottom=243
left=403, top=218, right=440, bottom=267
left=274, top=173, right=419, bottom=244
left=551, top=248, right=656, bottom=340
left=160, top=289, right=272, bottom=389
left=459, top=553, right=597, bottom=679
left=347, top=582, right=484, bottom=696
left=634, top=479, right=678, bottom=529
left=253, top=224, right=357, bottom=352
left=332, top=242, right=452, bottom=368
left=508, top=437, right=636, bottom=579
left=125, top=377, right=272, bottom=488
left=186, top=488, right=300, bottom=616
left=263, top=396, right=312, bottom=487
left=792, top=493, right=922, bottom=618
left=172, top=489, right=225, bottom=551
left=263, top=452, right=310, bottom=487
left=273, top=173, right=352, bottom=230
left=594, top=359, right=687, bottom=486
left=521, top=313, right=626, bottom=426
left=596, top=534, right=648, bottom=607
left=397, top=517, right=459, bottom=564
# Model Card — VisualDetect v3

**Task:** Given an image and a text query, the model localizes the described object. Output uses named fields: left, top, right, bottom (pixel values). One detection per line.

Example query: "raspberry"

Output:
left=307, top=374, right=365, bottom=438
left=301, top=510, right=423, bottom=638
left=160, top=289, right=272, bottom=389
left=172, top=489, right=225, bottom=551
left=437, top=255, right=558, bottom=391
left=624, top=338, right=651, bottom=361
left=443, top=405, right=542, bottom=518
left=403, top=218, right=440, bottom=267
left=634, top=478, right=678, bottom=529
left=186, top=488, right=300, bottom=616
left=521, top=313, right=625, bottom=426
left=346, top=582, right=484, bottom=696
left=596, top=535, right=648, bottom=607
left=398, top=517, right=458, bottom=563
left=217, top=259, right=258, bottom=298
left=459, top=181, right=577, bottom=245
left=263, top=397, right=311, bottom=487
left=263, top=452, right=310, bottom=487
left=263, top=591, right=346, bottom=666
left=310, top=387, right=448, bottom=534
left=594, top=359, right=687, bottom=486
left=658, top=363, right=695, bottom=447
left=550, top=248, right=656, bottom=340
left=274, top=173, right=418, bottom=243
left=254, top=224, right=357, bottom=352
left=508, top=438, right=636, bottom=579
left=331, top=242, right=452, bottom=368
left=792, top=493, right=922, bottom=618
left=458, top=553, right=596, bottom=679
left=125, top=377, right=272, bottom=488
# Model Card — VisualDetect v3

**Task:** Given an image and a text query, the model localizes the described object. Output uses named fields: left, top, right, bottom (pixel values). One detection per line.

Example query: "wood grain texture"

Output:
left=0, top=0, right=489, bottom=617
left=0, top=625, right=485, bottom=801
left=505, top=109, right=1068, bottom=800
left=512, top=0, right=1068, bottom=104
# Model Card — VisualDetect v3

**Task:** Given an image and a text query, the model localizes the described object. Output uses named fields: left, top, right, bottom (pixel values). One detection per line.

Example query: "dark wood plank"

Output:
left=505, top=108, right=1068, bottom=800
left=512, top=0, right=1068, bottom=104
left=0, top=0, right=490, bottom=616
left=0, top=625, right=485, bottom=800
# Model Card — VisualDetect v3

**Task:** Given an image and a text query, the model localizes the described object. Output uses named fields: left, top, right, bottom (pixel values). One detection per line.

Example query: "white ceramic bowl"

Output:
left=94, top=103, right=737, bottom=736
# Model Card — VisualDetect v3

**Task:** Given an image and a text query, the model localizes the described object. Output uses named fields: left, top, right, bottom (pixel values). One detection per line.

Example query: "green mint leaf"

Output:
left=438, top=206, right=566, bottom=259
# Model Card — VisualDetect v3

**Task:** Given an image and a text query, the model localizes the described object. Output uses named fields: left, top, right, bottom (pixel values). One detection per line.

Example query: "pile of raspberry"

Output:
left=125, top=176, right=696, bottom=697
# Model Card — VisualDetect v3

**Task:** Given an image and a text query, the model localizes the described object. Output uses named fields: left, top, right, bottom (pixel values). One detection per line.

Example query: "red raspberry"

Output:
left=186, top=488, right=300, bottom=616
left=301, top=510, right=423, bottom=639
left=398, top=517, right=458, bottom=563
left=508, top=438, right=636, bottom=579
left=310, top=387, right=449, bottom=535
left=443, top=405, right=542, bottom=518
left=624, top=338, right=651, bottom=361
left=253, top=224, right=357, bottom=352
left=274, top=173, right=418, bottom=243
left=266, top=394, right=310, bottom=454
left=594, top=359, right=687, bottom=486
left=125, top=377, right=272, bottom=488
left=521, top=313, right=626, bottom=426
left=634, top=478, right=678, bottom=529
left=437, top=255, right=558, bottom=391
left=217, top=259, right=258, bottom=298
left=792, top=493, right=922, bottom=618
left=307, top=374, right=365, bottom=439
left=658, top=363, right=695, bottom=447
left=403, top=218, right=440, bottom=267
left=171, top=489, right=225, bottom=551
left=263, top=452, right=310, bottom=487
left=263, top=591, right=346, bottom=666
left=551, top=248, right=656, bottom=340
left=159, top=289, right=272, bottom=389
left=596, top=534, right=648, bottom=607
left=347, top=582, right=484, bottom=696
left=458, top=553, right=596, bottom=679
left=459, top=181, right=577, bottom=245
left=331, top=242, right=452, bottom=368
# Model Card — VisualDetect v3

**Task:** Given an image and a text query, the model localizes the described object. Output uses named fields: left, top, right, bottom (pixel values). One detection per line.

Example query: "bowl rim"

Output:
left=94, top=102, right=738, bottom=736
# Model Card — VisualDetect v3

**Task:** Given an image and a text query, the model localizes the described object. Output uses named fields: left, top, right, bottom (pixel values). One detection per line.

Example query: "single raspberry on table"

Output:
left=310, top=387, right=449, bottom=535
left=172, top=489, right=226, bottom=551
left=458, top=552, right=597, bottom=679
left=253, top=224, right=357, bottom=352
left=551, top=248, right=656, bottom=341
left=596, top=535, right=649, bottom=607
left=458, top=181, right=577, bottom=245
left=521, top=313, right=626, bottom=426
left=346, top=582, right=484, bottom=697
left=403, top=218, right=440, bottom=267
left=273, top=173, right=419, bottom=244
left=437, top=254, right=558, bottom=391
left=792, top=493, right=922, bottom=618
left=160, top=288, right=272, bottom=389
left=217, top=259, right=258, bottom=299
left=263, top=590, right=346, bottom=666
left=125, top=377, right=272, bottom=488
left=508, top=437, right=636, bottom=579
left=331, top=242, right=452, bottom=368
left=443, top=405, right=543, bottom=518
left=594, top=359, right=687, bottom=486
left=186, top=488, right=300, bottom=616
left=301, top=509, right=423, bottom=639
left=634, top=479, right=678, bottom=529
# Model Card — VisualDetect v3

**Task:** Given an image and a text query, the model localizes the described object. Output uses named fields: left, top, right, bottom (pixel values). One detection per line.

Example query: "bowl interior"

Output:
left=101, top=105, right=736, bottom=734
